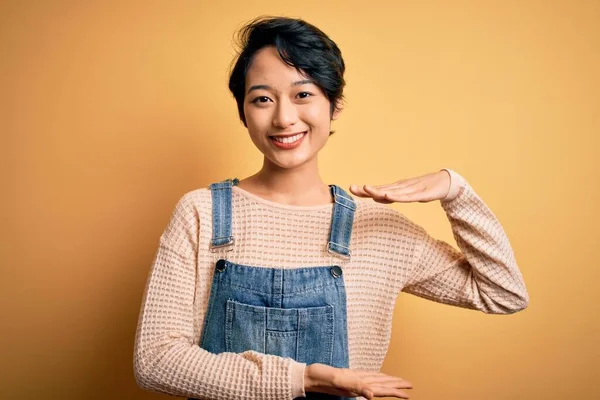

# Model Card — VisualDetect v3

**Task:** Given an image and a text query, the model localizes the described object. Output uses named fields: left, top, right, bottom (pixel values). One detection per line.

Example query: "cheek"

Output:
left=244, top=106, right=265, bottom=130
left=302, top=102, right=331, bottom=125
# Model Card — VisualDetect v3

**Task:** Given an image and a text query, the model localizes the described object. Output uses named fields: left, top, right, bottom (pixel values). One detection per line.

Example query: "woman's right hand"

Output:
left=304, top=363, right=413, bottom=399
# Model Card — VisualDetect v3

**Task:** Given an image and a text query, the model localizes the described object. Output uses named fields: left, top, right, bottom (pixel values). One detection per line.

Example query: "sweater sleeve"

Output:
left=133, top=192, right=307, bottom=399
left=400, top=170, right=529, bottom=314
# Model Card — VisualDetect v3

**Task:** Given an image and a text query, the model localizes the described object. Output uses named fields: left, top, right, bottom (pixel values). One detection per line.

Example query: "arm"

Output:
left=133, top=192, right=307, bottom=399
left=401, top=169, right=529, bottom=314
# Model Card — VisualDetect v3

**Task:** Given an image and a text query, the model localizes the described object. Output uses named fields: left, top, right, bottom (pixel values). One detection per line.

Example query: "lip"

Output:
left=269, top=131, right=307, bottom=150
left=269, top=131, right=308, bottom=138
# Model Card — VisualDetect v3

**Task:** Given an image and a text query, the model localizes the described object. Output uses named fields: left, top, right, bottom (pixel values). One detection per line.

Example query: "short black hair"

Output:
left=228, top=16, right=346, bottom=135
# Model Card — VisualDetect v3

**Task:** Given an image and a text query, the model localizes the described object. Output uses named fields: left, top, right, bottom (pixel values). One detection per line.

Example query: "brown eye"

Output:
left=251, top=96, right=271, bottom=103
left=297, top=92, right=312, bottom=99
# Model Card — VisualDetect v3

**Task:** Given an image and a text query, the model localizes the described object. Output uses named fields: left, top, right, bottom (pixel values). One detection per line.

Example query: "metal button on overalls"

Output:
left=189, top=178, right=356, bottom=400
left=215, top=259, right=226, bottom=272
left=331, top=265, right=343, bottom=278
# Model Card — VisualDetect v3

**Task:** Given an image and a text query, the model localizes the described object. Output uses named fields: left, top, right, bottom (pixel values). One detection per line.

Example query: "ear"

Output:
left=331, top=99, right=343, bottom=121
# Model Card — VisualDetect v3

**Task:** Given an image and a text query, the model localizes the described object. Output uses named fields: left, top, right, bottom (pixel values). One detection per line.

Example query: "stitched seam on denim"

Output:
left=227, top=282, right=337, bottom=295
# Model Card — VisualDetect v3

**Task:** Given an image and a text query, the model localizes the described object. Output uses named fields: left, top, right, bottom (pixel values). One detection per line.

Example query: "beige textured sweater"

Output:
left=133, top=169, right=529, bottom=399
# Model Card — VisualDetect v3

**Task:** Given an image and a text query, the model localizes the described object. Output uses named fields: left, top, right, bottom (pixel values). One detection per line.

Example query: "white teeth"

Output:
left=273, top=132, right=305, bottom=144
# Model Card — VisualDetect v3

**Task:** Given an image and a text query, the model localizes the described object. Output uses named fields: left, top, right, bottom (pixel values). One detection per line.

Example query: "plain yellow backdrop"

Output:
left=1, top=1, right=598, bottom=399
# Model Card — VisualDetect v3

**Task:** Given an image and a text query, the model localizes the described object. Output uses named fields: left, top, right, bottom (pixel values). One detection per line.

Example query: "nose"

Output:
left=272, top=97, right=299, bottom=129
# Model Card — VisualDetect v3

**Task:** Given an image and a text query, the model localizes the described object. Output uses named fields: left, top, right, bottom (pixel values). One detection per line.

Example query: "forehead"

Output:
left=245, top=46, right=308, bottom=89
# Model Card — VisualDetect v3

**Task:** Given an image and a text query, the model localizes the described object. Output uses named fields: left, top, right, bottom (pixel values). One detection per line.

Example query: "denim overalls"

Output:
left=191, top=178, right=356, bottom=400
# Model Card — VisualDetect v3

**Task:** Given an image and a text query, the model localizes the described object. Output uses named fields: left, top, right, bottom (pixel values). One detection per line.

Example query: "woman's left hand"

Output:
left=349, top=170, right=451, bottom=204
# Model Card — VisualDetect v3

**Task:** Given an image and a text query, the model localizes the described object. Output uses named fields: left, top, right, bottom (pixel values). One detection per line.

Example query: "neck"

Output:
left=242, top=156, right=332, bottom=206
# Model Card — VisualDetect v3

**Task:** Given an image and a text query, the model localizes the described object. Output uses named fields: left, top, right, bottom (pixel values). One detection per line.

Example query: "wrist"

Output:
left=292, top=361, right=307, bottom=398
left=304, top=363, right=336, bottom=392
left=439, top=168, right=464, bottom=202
left=304, top=364, right=315, bottom=391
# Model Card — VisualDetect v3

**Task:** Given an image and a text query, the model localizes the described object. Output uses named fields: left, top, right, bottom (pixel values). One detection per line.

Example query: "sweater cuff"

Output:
left=440, top=168, right=466, bottom=203
left=291, top=361, right=307, bottom=398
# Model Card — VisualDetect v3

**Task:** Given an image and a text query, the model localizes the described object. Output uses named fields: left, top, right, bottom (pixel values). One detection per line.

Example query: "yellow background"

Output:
left=2, top=1, right=598, bottom=399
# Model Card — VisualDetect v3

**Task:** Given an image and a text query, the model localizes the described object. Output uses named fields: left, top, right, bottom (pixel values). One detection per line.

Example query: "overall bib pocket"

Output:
left=225, top=299, right=335, bottom=366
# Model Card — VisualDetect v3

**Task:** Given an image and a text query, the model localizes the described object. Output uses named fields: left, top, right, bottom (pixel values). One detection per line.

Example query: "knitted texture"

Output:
left=133, top=172, right=529, bottom=399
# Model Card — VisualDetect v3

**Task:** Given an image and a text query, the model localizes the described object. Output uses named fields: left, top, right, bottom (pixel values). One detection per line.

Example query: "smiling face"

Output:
left=243, top=46, right=341, bottom=170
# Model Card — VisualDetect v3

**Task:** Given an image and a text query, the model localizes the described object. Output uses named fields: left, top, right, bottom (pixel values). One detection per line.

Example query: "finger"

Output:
left=347, top=385, right=374, bottom=399
left=368, top=385, right=412, bottom=399
left=355, top=371, right=413, bottom=387
left=363, top=185, right=386, bottom=198
left=382, top=185, right=431, bottom=203
left=349, top=184, right=372, bottom=197
left=355, top=185, right=403, bottom=204
left=374, top=197, right=395, bottom=204
left=350, top=184, right=390, bottom=201
left=351, top=185, right=414, bottom=204
left=364, top=376, right=413, bottom=389
left=352, top=184, right=392, bottom=197
left=351, top=175, right=428, bottom=195
left=363, top=186, right=397, bottom=204
left=383, top=193, right=427, bottom=203
left=371, top=178, right=418, bottom=191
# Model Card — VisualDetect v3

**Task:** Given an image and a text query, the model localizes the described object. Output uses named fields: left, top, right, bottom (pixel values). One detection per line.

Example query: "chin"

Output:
left=268, top=153, right=315, bottom=170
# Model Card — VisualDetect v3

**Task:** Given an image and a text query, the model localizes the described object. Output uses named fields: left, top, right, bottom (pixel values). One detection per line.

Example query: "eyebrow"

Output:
left=247, top=79, right=315, bottom=94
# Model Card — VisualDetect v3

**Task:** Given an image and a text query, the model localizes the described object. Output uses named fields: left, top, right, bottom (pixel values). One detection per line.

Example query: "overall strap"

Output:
left=327, top=185, right=356, bottom=261
left=209, top=178, right=239, bottom=252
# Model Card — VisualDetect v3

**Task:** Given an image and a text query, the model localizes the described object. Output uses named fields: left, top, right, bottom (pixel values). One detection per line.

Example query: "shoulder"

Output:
left=169, top=187, right=213, bottom=219
left=353, top=197, right=425, bottom=239
left=179, top=187, right=211, bottom=205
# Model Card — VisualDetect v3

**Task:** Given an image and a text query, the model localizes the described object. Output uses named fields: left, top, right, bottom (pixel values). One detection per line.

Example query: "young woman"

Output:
left=133, top=16, right=529, bottom=400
